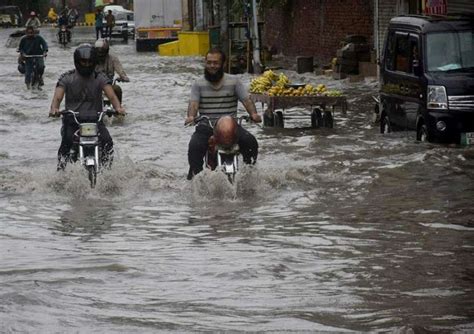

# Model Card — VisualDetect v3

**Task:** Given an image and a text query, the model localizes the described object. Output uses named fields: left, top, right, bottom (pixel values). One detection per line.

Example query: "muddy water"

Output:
left=0, top=27, right=473, bottom=332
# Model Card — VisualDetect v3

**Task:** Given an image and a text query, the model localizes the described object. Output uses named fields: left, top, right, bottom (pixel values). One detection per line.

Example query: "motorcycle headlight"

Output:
left=427, top=85, right=448, bottom=110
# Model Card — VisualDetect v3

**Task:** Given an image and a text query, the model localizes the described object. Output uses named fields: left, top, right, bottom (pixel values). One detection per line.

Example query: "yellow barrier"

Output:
left=158, top=40, right=180, bottom=56
left=85, top=13, right=95, bottom=26
left=178, top=31, right=209, bottom=56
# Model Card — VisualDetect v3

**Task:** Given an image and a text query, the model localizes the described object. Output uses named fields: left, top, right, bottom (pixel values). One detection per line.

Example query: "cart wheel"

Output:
left=311, top=108, right=323, bottom=128
left=263, top=111, right=274, bottom=127
left=322, top=111, right=334, bottom=128
left=274, top=111, right=284, bottom=128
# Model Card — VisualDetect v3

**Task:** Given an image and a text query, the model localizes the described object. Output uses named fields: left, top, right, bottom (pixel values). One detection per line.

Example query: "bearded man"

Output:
left=184, top=48, right=262, bottom=180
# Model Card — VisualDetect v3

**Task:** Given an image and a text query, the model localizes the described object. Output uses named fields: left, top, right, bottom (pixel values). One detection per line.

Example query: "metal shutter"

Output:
left=448, top=0, right=474, bottom=14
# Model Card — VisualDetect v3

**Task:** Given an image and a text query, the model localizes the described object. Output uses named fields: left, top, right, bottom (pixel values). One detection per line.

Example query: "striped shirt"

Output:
left=190, top=73, right=249, bottom=122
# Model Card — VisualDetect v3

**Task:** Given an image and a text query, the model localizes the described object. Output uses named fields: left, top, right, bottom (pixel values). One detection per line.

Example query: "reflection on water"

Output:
left=0, top=27, right=473, bottom=332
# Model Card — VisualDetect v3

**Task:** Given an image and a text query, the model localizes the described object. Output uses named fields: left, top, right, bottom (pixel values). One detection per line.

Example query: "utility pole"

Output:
left=219, top=0, right=229, bottom=71
left=250, top=0, right=262, bottom=74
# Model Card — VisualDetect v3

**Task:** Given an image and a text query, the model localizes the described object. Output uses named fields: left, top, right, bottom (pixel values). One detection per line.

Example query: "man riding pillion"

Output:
left=94, top=38, right=130, bottom=103
left=18, top=26, right=48, bottom=89
left=185, top=48, right=262, bottom=180
left=49, top=44, right=126, bottom=170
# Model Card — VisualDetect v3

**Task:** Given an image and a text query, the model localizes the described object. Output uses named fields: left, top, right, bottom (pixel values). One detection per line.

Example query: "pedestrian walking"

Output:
left=104, top=10, right=115, bottom=39
left=95, top=8, right=104, bottom=40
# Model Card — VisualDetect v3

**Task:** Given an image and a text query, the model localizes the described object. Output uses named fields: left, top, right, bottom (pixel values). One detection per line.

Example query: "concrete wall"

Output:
left=263, top=0, right=373, bottom=64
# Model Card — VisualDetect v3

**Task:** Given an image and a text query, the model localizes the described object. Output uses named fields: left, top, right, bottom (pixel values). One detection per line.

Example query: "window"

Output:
left=426, top=30, right=474, bottom=72
left=385, top=31, right=419, bottom=74
left=394, top=32, right=410, bottom=73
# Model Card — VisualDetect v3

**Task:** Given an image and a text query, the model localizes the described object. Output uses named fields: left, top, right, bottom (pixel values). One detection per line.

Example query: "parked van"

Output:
left=0, top=5, right=22, bottom=27
left=379, top=14, right=474, bottom=144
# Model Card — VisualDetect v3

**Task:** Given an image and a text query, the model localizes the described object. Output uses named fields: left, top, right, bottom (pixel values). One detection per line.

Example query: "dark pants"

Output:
left=105, top=26, right=112, bottom=38
left=25, top=57, right=44, bottom=85
left=57, top=115, right=114, bottom=169
left=187, top=122, right=258, bottom=179
left=95, top=26, right=103, bottom=39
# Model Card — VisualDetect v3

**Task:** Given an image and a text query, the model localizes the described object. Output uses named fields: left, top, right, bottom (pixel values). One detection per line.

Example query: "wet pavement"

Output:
left=0, top=26, right=473, bottom=332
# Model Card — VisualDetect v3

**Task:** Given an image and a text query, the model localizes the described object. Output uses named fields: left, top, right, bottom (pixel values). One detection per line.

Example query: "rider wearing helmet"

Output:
left=94, top=38, right=129, bottom=102
left=25, top=11, right=41, bottom=30
left=18, top=25, right=48, bottom=89
left=49, top=44, right=126, bottom=170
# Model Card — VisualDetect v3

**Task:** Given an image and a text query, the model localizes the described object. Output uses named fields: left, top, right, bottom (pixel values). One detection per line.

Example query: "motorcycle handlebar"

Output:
left=51, top=109, right=121, bottom=122
left=185, top=115, right=252, bottom=127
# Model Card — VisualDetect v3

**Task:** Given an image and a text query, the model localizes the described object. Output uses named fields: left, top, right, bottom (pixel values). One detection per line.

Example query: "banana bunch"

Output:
left=276, top=73, right=290, bottom=87
left=268, top=84, right=317, bottom=97
left=315, top=84, right=327, bottom=93
left=249, top=75, right=273, bottom=93
left=262, top=69, right=278, bottom=81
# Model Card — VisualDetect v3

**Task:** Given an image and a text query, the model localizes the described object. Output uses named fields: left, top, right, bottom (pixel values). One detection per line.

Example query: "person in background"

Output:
left=94, top=38, right=130, bottom=102
left=18, top=25, right=48, bottom=89
left=104, top=10, right=115, bottom=39
left=95, top=8, right=104, bottom=40
left=57, top=12, right=71, bottom=42
left=47, top=8, right=58, bottom=24
left=67, top=6, right=79, bottom=26
left=25, top=11, right=41, bottom=30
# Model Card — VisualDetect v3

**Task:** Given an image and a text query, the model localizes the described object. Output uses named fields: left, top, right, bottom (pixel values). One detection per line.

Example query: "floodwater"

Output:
left=1, top=27, right=473, bottom=333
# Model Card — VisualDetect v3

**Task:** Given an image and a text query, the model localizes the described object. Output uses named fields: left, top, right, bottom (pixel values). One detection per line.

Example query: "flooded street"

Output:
left=1, top=26, right=473, bottom=332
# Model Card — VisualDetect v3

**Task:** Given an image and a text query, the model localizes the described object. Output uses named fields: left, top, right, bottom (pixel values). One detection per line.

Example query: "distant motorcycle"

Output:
left=59, top=109, right=119, bottom=188
left=189, top=114, right=251, bottom=183
left=57, top=25, right=70, bottom=47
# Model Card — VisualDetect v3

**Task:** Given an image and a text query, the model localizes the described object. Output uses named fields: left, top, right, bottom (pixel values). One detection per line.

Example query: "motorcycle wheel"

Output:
left=311, top=108, right=323, bottom=128
left=31, top=68, right=38, bottom=89
left=87, top=166, right=97, bottom=188
left=322, top=111, right=334, bottom=128
left=227, top=173, right=235, bottom=184
left=274, top=111, right=284, bottom=128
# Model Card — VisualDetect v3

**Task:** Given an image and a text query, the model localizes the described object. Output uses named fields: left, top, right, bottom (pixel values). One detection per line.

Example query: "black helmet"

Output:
left=74, top=43, right=97, bottom=77
left=94, top=38, right=109, bottom=60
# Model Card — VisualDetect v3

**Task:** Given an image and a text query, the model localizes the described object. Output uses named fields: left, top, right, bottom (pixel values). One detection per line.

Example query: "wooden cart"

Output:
left=250, top=93, right=348, bottom=128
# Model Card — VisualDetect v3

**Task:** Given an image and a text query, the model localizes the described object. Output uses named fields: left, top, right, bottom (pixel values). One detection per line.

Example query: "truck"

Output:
left=134, top=0, right=182, bottom=52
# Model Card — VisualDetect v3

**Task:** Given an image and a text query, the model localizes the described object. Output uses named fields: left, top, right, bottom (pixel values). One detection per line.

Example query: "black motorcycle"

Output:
left=59, top=109, right=119, bottom=188
left=57, top=25, right=70, bottom=47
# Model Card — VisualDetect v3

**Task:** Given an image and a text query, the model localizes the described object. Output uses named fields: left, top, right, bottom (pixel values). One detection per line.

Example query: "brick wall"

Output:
left=263, top=0, right=373, bottom=64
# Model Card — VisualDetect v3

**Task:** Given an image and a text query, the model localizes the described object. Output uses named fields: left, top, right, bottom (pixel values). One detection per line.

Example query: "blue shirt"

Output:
left=95, top=12, right=103, bottom=27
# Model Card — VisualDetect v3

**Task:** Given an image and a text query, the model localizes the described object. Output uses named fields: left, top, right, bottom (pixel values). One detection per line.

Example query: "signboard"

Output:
left=423, top=0, right=447, bottom=14
left=95, top=0, right=114, bottom=7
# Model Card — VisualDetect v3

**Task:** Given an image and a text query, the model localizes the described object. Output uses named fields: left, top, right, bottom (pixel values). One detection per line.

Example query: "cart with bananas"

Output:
left=249, top=70, right=348, bottom=128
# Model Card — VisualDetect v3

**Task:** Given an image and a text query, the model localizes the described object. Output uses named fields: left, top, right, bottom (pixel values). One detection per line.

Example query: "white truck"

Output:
left=134, top=0, right=182, bottom=52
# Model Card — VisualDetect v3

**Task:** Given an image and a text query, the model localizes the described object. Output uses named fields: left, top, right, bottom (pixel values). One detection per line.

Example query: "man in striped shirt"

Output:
left=185, top=48, right=262, bottom=180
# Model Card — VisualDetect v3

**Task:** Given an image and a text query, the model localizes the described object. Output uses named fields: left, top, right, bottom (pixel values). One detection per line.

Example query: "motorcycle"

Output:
left=57, top=25, right=70, bottom=47
left=189, top=114, right=251, bottom=183
left=59, top=109, right=118, bottom=188
left=102, top=78, right=126, bottom=124
left=22, top=54, right=45, bottom=90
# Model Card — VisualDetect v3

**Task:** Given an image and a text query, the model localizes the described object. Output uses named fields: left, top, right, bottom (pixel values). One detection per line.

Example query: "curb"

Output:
left=47, top=22, right=94, bottom=27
